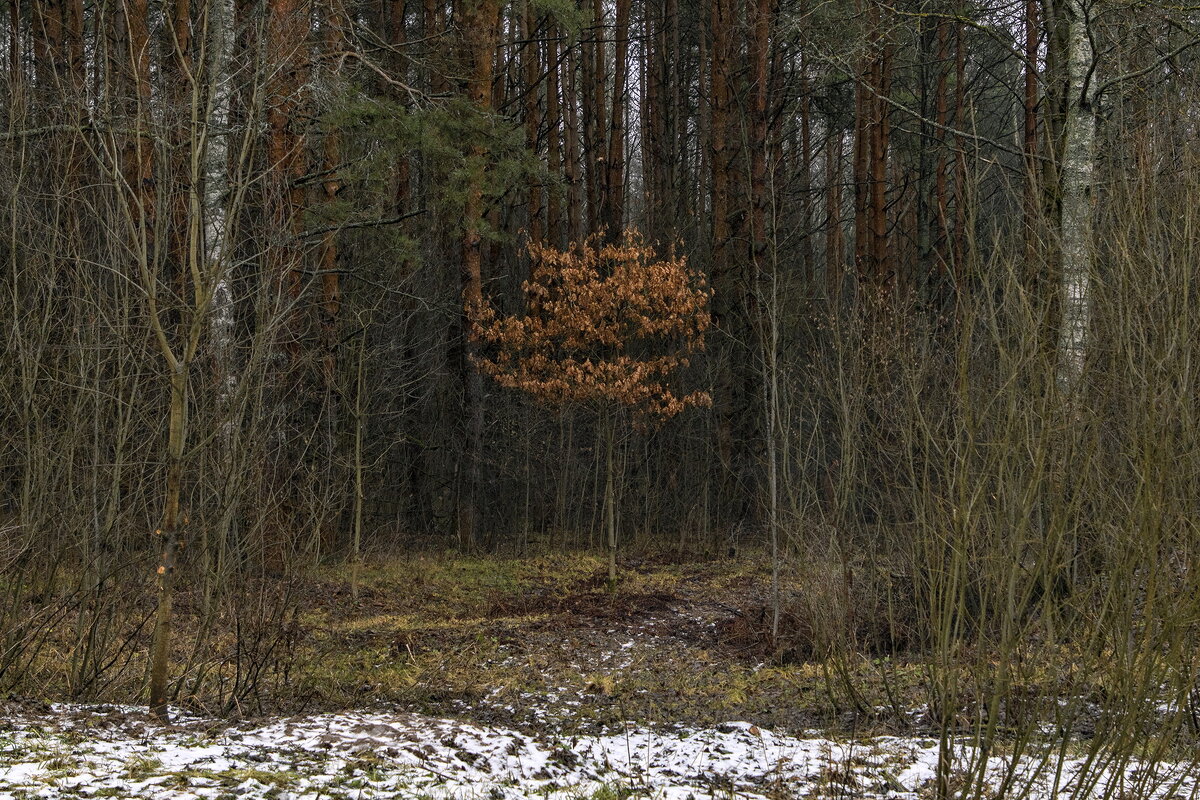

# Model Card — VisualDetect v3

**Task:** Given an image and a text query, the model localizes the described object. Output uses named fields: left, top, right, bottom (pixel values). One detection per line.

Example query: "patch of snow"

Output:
left=0, top=705, right=1196, bottom=799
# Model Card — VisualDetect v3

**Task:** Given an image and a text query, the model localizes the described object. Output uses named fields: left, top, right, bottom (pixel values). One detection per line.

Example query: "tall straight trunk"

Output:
left=853, top=52, right=870, bottom=275
left=798, top=53, right=814, bottom=292
left=320, top=2, right=343, bottom=392
left=424, top=0, right=447, bottom=95
left=522, top=1, right=543, bottom=242
left=125, top=0, right=154, bottom=236
left=825, top=130, right=844, bottom=302
left=646, top=1, right=669, bottom=239
left=350, top=332, right=366, bottom=598
left=546, top=24, right=562, bottom=246
left=1056, top=0, right=1096, bottom=393
left=667, top=0, right=682, bottom=231
left=641, top=6, right=656, bottom=237
left=564, top=40, right=584, bottom=243
left=458, top=0, right=501, bottom=550
left=952, top=25, right=967, bottom=281
left=934, top=19, right=950, bottom=280
left=205, top=0, right=236, bottom=408
left=390, top=0, right=412, bottom=248
left=697, top=13, right=709, bottom=224
left=200, top=0, right=238, bottom=591
left=748, top=0, right=771, bottom=272
left=761, top=280, right=780, bottom=642
left=601, top=0, right=630, bottom=237
left=168, top=0, right=194, bottom=319
left=583, top=0, right=606, bottom=235
left=709, top=0, right=731, bottom=286
left=603, top=410, right=618, bottom=583
left=1023, top=0, right=1041, bottom=269
left=708, top=0, right=734, bottom=481
left=9, top=0, right=19, bottom=84
left=266, top=0, right=307, bottom=316
left=869, top=42, right=891, bottom=287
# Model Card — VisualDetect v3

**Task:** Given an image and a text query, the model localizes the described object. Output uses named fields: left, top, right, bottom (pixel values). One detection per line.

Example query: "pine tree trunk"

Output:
left=522, top=1, right=543, bottom=243
left=825, top=131, right=844, bottom=302
left=602, top=0, right=630, bottom=237
left=320, top=2, right=343, bottom=394
left=458, top=0, right=501, bottom=550
left=546, top=24, right=562, bottom=246
left=564, top=40, right=584, bottom=243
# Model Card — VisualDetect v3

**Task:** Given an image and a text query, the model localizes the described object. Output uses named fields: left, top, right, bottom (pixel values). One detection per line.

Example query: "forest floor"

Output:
left=1, top=553, right=1197, bottom=798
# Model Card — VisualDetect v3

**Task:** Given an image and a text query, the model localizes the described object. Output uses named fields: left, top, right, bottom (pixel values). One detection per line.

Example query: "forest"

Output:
left=2, top=0, right=1200, bottom=796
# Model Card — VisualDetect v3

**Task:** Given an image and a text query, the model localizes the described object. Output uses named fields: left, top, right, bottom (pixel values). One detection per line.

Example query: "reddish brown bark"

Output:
left=523, top=1, right=543, bottom=243
left=123, top=0, right=154, bottom=234
left=748, top=0, right=772, bottom=271
left=853, top=49, right=870, bottom=275
left=458, top=0, right=502, bottom=550
left=934, top=18, right=950, bottom=277
left=266, top=0, right=308, bottom=308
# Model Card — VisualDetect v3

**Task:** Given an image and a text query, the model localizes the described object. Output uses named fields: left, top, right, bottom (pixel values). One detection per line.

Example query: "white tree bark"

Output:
left=1057, top=0, right=1098, bottom=394
left=204, top=0, right=237, bottom=413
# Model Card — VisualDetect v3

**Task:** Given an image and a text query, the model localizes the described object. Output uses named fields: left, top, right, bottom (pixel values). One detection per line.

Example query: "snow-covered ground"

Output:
left=1, top=704, right=1197, bottom=799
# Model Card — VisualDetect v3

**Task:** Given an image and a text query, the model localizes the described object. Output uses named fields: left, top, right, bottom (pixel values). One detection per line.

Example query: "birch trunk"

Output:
left=1057, top=0, right=1096, bottom=394
left=205, top=0, right=236, bottom=419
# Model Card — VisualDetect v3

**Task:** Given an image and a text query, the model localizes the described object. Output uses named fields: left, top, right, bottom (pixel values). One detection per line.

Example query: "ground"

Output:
left=283, top=552, right=923, bottom=735
left=1, top=553, right=1197, bottom=798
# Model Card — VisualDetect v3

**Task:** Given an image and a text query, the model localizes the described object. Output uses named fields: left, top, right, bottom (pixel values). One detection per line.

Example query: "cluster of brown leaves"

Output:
left=470, top=230, right=712, bottom=423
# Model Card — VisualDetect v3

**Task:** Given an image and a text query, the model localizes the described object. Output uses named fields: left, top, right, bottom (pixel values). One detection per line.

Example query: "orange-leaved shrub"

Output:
left=470, top=230, right=712, bottom=423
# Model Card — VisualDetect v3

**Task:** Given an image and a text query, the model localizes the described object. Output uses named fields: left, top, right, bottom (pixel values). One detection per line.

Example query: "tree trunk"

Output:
left=870, top=42, right=892, bottom=288
left=546, top=23, right=562, bottom=246
left=564, top=39, right=584, bottom=243
left=149, top=365, right=188, bottom=720
left=458, top=0, right=501, bottom=550
left=320, top=2, right=343, bottom=393
left=709, top=0, right=734, bottom=487
left=522, top=1, right=543, bottom=243
left=933, top=19, right=950, bottom=290
left=1024, top=0, right=1041, bottom=271
left=825, top=130, right=844, bottom=302
left=604, top=410, right=617, bottom=584
left=602, top=0, right=630, bottom=237
left=1056, top=0, right=1096, bottom=394
left=266, top=0, right=307, bottom=322
left=205, top=0, right=236, bottom=417
left=748, top=0, right=771, bottom=273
